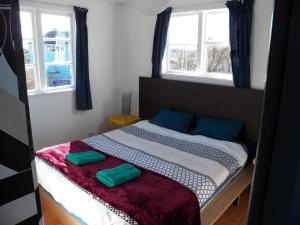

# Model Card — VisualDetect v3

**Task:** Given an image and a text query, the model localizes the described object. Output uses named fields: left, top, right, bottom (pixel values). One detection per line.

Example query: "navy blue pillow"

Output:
left=190, top=116, right=244, bottom=142
left=150, top=108, right=195, bottom=133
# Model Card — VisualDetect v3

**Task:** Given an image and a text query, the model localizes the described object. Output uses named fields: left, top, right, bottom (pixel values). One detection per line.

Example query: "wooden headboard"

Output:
left=139, top=77, right=264, bottom=155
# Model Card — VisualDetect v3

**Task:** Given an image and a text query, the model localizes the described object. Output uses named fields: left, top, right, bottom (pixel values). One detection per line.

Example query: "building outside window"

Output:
left=20, top=7, right=75, bottom=94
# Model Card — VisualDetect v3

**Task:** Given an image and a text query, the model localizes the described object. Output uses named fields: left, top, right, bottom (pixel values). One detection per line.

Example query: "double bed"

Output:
left=36, top=77, right=264, bottom=225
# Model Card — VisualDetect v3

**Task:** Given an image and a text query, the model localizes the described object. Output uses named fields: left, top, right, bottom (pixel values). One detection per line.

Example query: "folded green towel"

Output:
left=96, top=163, right=142, bottom=188
left=65, top=151, right=106, bottom=165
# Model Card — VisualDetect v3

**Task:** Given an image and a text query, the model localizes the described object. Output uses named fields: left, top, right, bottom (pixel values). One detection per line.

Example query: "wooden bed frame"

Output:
left=39, top=165, right=253, bottom=225
left=39, top=77, right=264, bottom=225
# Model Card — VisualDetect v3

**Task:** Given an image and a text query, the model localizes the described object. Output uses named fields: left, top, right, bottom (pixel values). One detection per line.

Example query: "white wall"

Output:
left=22, top=0, right=119, bottom=150
left=24, top=0, right=274, bottom=150
left=114, top=0, right=274, bottom=115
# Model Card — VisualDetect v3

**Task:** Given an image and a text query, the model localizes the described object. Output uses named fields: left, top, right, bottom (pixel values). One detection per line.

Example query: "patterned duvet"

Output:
left=84, top=120, right=248, bottom=207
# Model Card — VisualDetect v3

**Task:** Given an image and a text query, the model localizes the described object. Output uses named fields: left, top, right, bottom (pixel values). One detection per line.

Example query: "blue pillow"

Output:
left=150, top=108, right=195, bottom=133
left=190, top=116, right=244, bottom=142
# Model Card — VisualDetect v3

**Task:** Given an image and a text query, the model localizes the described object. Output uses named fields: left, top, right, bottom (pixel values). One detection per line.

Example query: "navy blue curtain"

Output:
left=152, top=7, right=172, bottom=78
left=226, top=0, right=254, bottom=88
left=74, top=6, right=92, bottom=110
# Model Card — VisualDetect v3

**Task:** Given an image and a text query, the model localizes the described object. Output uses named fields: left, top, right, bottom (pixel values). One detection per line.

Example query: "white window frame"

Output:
left=20, top=3, right=76, bottom=96
left=162, top=8, right=233, bottom=84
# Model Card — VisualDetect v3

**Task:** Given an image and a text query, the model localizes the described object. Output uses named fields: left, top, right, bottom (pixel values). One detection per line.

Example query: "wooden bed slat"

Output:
left=39, top=186, right=80, bottom=225
left=201, top=165, right=254, bottom=225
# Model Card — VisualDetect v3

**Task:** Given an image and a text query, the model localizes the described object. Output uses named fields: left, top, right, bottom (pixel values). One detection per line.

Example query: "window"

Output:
left=20, top=7, right=75, bottom=94
left=164, top=9, right=232, bottom=80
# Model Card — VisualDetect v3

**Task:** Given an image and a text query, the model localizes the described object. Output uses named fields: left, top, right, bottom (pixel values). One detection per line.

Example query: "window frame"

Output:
left=21, top=9, right=40, bottom=92
left=20, top=4, right=76, bottom=96
left=163, top=8, right=233, bottom=82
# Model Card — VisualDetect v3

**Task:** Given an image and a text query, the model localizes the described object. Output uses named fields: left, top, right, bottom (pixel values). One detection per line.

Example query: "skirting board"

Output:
left=39, top=165, right=253, bottom=225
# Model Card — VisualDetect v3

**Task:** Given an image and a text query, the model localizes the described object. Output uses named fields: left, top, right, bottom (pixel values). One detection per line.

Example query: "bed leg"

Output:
left=233, top=196, right=240, bottom=207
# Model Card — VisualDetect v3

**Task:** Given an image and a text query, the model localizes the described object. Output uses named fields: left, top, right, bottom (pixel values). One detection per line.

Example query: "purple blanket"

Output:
left=36, top=141, right=200, bottom=225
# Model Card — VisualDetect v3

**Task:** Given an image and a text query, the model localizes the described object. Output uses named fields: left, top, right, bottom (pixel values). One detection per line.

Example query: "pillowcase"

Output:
left=149, top=107, right=195, bottom=133
left=190, top=116, right=244, bottom=142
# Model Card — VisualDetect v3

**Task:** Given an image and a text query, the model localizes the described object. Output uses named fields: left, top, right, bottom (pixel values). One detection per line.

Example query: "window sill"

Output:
left=28, top=87, right=75, bottom=97
left=161, top=72, right=234, bottom=87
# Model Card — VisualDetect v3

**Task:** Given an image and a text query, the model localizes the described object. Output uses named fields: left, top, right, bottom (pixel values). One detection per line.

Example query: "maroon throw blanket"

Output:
left=36, top=141, right=200, bottom=225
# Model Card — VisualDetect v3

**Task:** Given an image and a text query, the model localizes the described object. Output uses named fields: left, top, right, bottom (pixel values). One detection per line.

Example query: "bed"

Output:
left=36, top=77, right=264, bottom=225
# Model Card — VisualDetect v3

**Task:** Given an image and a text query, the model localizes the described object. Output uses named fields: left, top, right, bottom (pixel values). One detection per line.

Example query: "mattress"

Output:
left=35, top=120, right=248, bottom=225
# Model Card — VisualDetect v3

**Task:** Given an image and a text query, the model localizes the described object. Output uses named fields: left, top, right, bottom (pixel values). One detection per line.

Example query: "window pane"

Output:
left=42, top=13, right=73, bottom=89
left=206, top=45, right=232, bottom=74
left=169, top=45, right=197, bottom=72
left=25, top=66, right=36, bottom=90
left=46, top=64, right=72, bottom=87
left=186, top=45, right=197, bottom=71
left=20, top=12, right=33, bottom=39
left=23, top=40, right=34, bottom=64
left=205, top=10, right=229, bottom=43
left=169, top=15, right=198, bottom=45
left=41, top=14, right=71, bottom=38
left=43, top=40, right=71, bottom=63
left=169, top=46, right=184, bottom=70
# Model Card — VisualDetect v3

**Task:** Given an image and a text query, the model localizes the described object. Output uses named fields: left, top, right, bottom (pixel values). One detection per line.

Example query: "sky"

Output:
left=20, top=11, right=70, bottom=39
